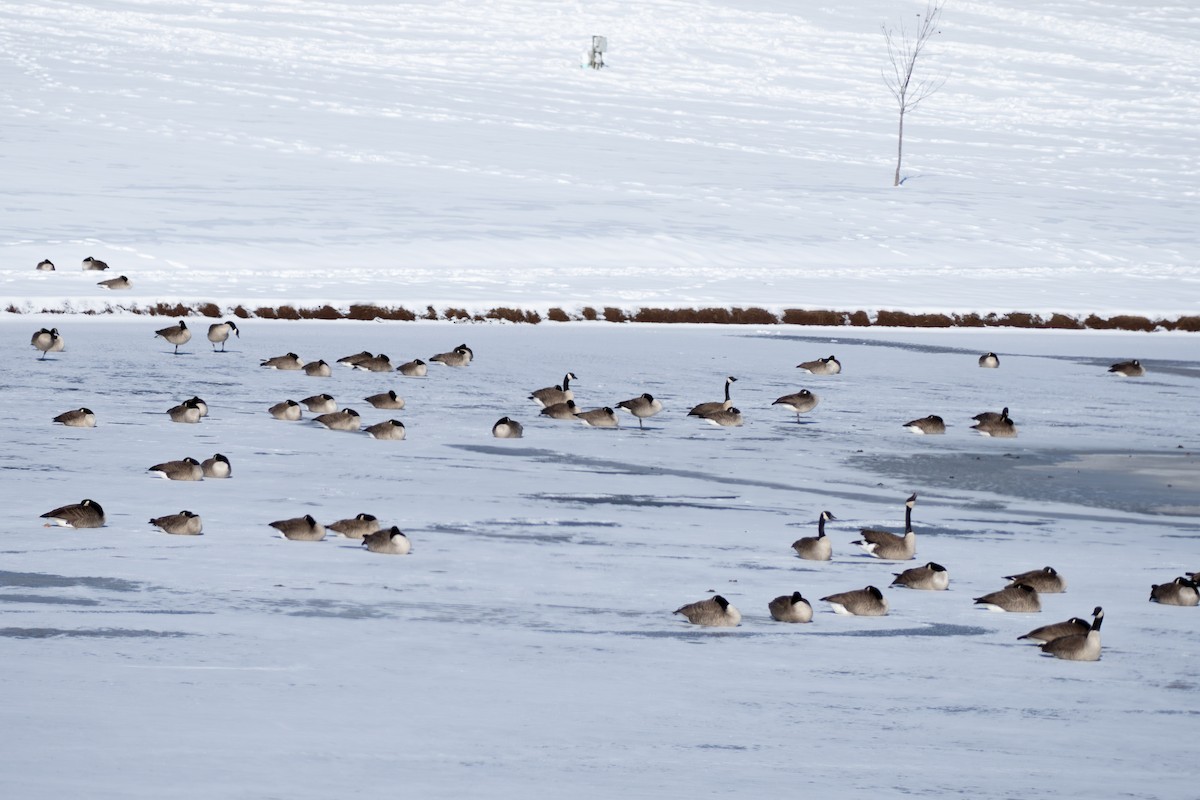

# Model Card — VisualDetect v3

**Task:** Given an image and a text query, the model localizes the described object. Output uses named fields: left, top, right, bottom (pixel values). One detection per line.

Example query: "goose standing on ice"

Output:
left=155, top=320, right=191, bottom=354
left=792, top=510, right=836, bottom=561
left=207, top=320, right=239, bottom=351
left=773, top=389, right=819, bottom=422
left=615, top=393, right=663, bottom=429
left=852, top=493, right=918, bottom=560
left=31, top=328, right=63, bottom=359
left=688, top=376, right=736, bottom=418
left=673, top=595, right=741, bottom=627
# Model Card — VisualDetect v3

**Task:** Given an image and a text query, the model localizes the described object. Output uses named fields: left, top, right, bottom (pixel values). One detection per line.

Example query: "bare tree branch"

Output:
left=883, top=2, right=945, bottom=186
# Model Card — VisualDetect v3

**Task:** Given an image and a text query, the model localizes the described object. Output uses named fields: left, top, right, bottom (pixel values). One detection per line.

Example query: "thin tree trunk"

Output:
left=894, top=109, right=905, bottom=187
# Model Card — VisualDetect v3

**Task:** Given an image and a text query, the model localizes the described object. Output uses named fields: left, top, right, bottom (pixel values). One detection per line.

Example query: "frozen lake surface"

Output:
left=3, top=317, right=1198, bottom=798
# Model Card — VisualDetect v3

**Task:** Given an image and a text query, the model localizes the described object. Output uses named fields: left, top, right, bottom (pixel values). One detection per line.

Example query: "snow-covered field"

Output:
left=3, top=316, right=1198, bottom=798
left=2, top=0, right=1199, bottom=316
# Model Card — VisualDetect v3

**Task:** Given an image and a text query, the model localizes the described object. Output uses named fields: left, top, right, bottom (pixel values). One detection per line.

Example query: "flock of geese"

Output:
left=27, top=313, right=1184, bottom=660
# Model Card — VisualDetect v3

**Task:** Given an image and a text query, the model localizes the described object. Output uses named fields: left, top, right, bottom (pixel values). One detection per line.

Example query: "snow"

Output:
left=2, top=1, right=1199, bottom=795
left=2, top=0, right=1199, bottom=316
left=3, top=316, right=1198, bottom=798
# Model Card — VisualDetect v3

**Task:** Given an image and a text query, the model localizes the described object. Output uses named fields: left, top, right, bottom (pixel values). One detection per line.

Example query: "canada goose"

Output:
left=363, top=527, right=412, bottom=555
left=167, top=399, right=203, bottom=424
left=337, top=351, right=373, bottom=367
left=1018, top=613, right=1095, bottom=643
left=531, top=372, right=576, bottom=407
left=853, top=493, right=917, bottom=560
left=261, top=352, right=303, bottom=370
left=270, top=515, right=325, bottom=541
left=973, top=417, right=1018, bottom=437
left=53, top=407, right=96, bottom=428
left=207, top=321, right=239, bottom=351
left=97, top=275, right=131, bottom=290
left=365, top=390, right=405, bottom=410
left=768, top=592, right=813, bottom=623
left=304, top=359, right=332, bottom=377
left=40, top=498, right=105, bottom=528
left=202, top=453, right=231, bottom=479
left=269, top=399, right=303, bottom=420
left=82, top=256, right=109, bottom=271
left=149, top=510, right=203, bottom=535
left=328, top=513, right=380, bottom=539
left=891, top=561, right=949, bottom=590
left=1040, top=607, right=1103, bottom=661
left=1108, top=360, right=1145, bottom=377
left=773, top=389, right=819, bottom=422
left=978, top=352, right=1000, bottom=368
left=688, top=376, right=737, bottom=417
left=397, top=358, right=428, bottom=377
left=492, top=417, right=524, bottom=438
left=796, top=355, right=841, bottom=375
left=673, top=595, right=741, bottom=627
left=974, top=583, right=1041, bottom=612
left=155, top=320, right=191, bottom=354
left=37, top=259, right=55, bottom=271
left=31, top=327, right=62, bottom=359
left=148, top=457, right=204, bottom=481
left=576, top=406, right=619, bottom=428
left=1149, top=577, right=1200, bottom=606
left=540, top=399, right=578, bottom=420
left=1005, top=566, right=1066, bottom=594
left=300, top=394, right=337, bottom=413
left=972, top=407, right=1011, bottom=425
left=902, top=415, right=945, bottom=435
left=702, top=407, right=744, bottom=427
left=792, top=510, right=835, bottom=561
left=353, top=353, right=393, bottom=372
left=615, top=393, right=663, bottom=429
left=185, top=396, right=208, bottom=417
left=315, top=408, right=361, bottom=431
left=430, top=344, right=473, bottom=367
left=821, top=585, right=888, bottom=616
left=365, top=419, right=406, bottom=440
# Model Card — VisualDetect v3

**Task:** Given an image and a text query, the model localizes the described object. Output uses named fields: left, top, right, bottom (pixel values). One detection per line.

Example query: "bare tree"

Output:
left=883, top=2, right=945, bottom=186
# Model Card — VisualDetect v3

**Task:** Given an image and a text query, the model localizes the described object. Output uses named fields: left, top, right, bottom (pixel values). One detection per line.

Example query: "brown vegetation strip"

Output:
left=5, top=303, right=1198, bottom=331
